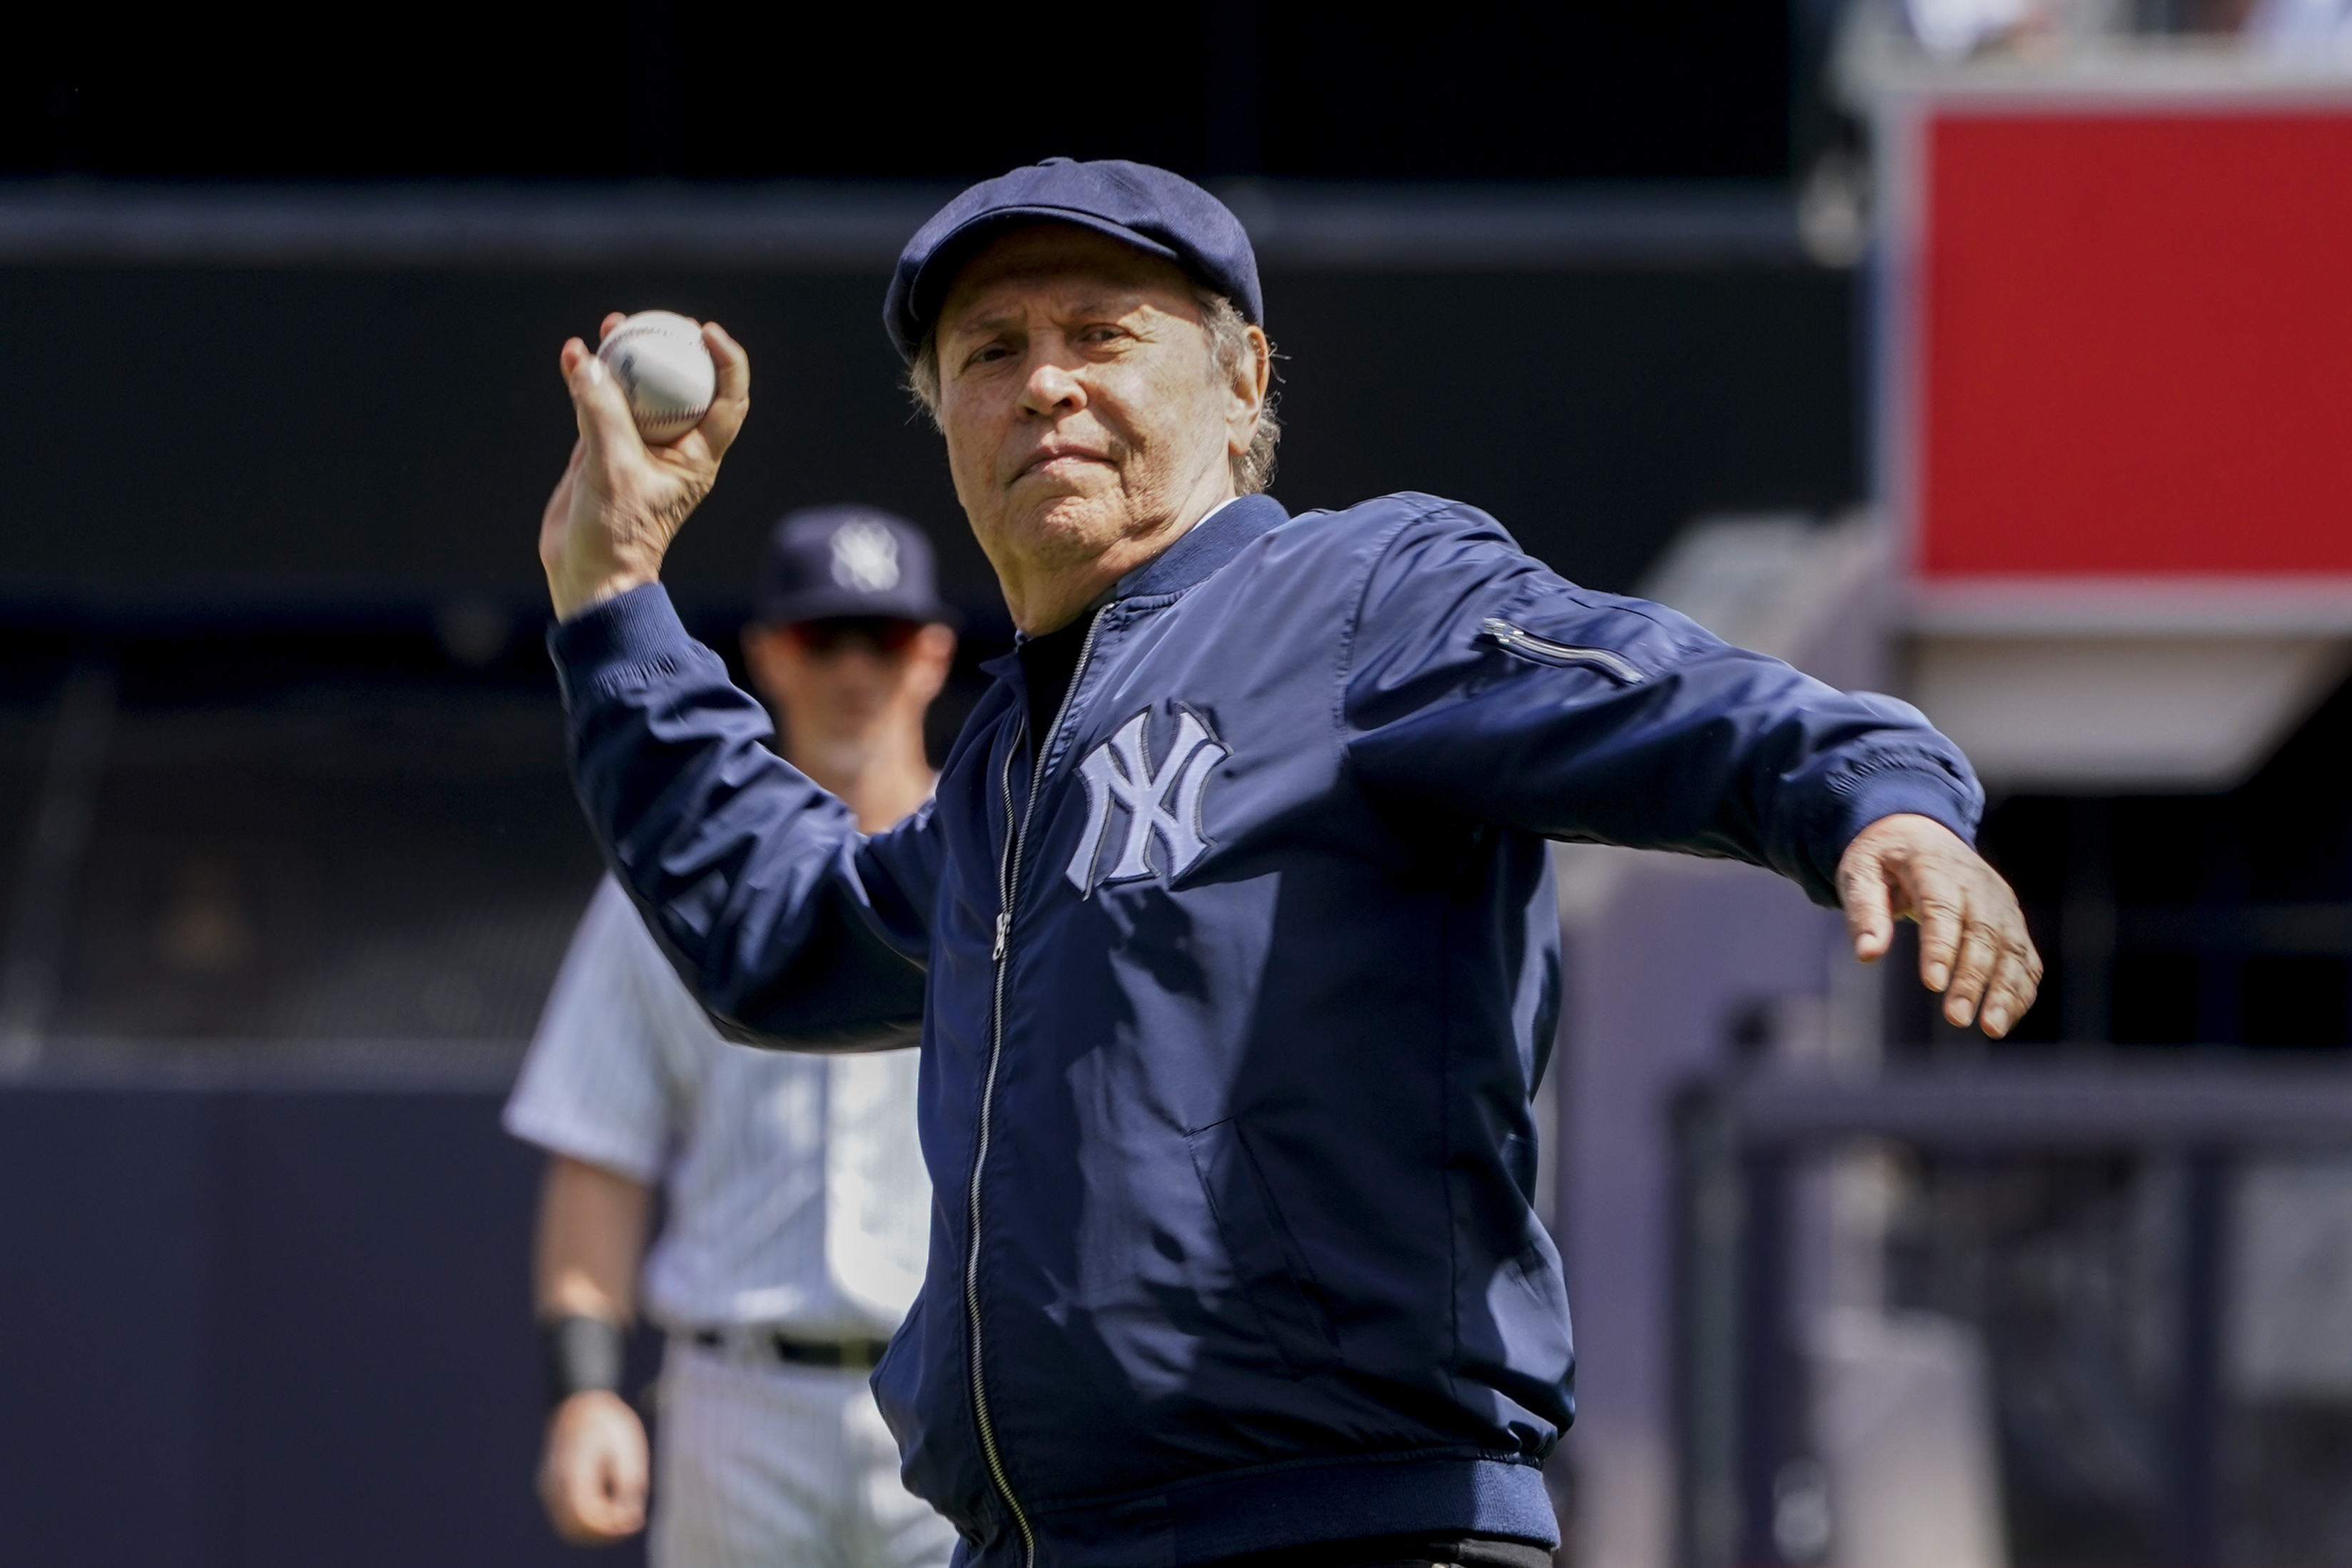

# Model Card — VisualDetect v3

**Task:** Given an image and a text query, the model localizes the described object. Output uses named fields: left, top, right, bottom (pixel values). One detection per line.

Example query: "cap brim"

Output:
left=905, top=206, right=1188, bottom=353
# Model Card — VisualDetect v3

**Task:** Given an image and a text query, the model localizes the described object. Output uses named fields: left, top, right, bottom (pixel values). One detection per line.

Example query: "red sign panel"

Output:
left=1919, top=109, right=2352, bottom=579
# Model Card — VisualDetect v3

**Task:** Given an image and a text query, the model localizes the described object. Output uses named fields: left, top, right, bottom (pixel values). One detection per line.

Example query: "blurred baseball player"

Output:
left=507, top=505, right=961, bottom=1568
left=533, top=160, right=2042, bottom=1566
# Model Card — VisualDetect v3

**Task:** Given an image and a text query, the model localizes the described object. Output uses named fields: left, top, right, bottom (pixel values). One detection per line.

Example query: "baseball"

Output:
left=597, top=310, right=717, bottom=445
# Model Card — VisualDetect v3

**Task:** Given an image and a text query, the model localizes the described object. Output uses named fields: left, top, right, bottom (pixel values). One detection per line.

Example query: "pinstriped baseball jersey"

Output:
left=505, top=874, right=930, bottom=1337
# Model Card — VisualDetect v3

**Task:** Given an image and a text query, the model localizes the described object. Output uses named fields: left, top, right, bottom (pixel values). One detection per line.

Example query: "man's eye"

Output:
left=965, top=345, right=1011, bottom=368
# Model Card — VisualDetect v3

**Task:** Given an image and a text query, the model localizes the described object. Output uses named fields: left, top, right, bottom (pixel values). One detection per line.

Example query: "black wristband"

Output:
left=542, top=1314, right=626, bottom=1410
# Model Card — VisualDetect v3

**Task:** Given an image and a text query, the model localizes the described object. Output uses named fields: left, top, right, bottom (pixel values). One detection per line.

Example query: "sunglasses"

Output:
left=783, top=617, right=924, bottom=657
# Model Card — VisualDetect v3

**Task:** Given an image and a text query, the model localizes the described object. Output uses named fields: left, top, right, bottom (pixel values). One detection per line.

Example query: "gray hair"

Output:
left=905, top=288, right=1282, bottom=496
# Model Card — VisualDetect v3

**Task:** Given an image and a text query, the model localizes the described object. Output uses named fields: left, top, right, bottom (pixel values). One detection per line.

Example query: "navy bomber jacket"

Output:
left=550, top=492, right=1982, bottom=1567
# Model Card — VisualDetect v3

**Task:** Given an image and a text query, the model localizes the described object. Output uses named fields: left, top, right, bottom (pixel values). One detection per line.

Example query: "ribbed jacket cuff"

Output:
left=1821, top=767, right=1983, bottom=880
left=546, top=583, right=695, bottom=706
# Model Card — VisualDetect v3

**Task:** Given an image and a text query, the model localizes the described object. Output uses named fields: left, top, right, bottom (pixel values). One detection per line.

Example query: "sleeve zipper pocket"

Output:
left=1478, top=617, right=1645, bottom=684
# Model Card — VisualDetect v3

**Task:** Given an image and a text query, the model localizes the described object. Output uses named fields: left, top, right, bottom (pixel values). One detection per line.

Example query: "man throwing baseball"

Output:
left=536, top=159, right=2042, bottom=1567
left=511, top=506, right=962, bottom=1567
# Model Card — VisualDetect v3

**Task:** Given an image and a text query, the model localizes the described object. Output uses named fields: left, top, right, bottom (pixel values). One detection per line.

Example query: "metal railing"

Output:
left=1675, top=1056, right=2352, bottom=1568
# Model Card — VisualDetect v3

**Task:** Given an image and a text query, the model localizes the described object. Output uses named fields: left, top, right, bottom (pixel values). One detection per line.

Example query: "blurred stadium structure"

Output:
left=9, top=4, right=2352, bottom=1567
left=1553, top=16, right=2352, bottom=1568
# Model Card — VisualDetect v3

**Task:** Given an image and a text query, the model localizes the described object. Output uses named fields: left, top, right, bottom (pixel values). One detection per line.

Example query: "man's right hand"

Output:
left=538, top=315, right=752, bottom=621
left=537, top=1389, right=651, bottom=1543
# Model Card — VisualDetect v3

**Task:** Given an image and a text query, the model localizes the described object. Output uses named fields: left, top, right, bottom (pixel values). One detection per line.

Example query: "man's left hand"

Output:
left=1838, top=814, right=2043, bottom=1038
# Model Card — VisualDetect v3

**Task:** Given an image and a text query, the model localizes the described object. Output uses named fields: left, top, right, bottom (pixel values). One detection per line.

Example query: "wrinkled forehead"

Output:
left=936, top=223, right=1200, bottom=339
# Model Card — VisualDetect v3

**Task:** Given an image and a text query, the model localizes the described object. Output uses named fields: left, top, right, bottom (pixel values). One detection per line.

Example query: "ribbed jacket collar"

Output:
left=991, top=493, right=1292, bottom=679
left=1114, top=492, right=1288, bottom=602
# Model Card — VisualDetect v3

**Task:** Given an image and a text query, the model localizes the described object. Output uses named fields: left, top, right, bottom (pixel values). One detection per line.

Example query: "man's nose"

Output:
left=1019, top=355, right=1086, bottom=418
left=829, top=646, right=894, bottom=680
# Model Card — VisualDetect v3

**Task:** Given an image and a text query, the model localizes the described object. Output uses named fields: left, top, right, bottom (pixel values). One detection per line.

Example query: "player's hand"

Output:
left=539, top=313, right=752, bottom=621
left=1838, top=813, right=2043, bottom=1038
left=537, top=1389, right=651, bottom=1543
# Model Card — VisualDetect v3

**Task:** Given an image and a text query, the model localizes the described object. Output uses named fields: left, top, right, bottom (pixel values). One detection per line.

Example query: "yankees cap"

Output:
left=884, top=157, right=1263, bottom=363
left=757, top=505, right=958, bottom=628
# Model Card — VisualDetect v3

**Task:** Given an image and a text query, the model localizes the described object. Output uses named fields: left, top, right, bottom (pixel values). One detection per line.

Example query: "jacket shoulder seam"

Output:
left=1330, top=495, right=1468, bottom=767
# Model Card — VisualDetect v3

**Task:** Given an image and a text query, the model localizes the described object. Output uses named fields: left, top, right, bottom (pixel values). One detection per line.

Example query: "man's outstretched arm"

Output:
left=1341, top=502, right=2041, bottom=1037
left=540, top=316, right=937, bottom=1043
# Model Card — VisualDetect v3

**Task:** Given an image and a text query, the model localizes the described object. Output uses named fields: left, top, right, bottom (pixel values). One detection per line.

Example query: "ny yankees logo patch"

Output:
left=829, top=517, right=902, bottom=592
left=1066, top=706, right=1229, bottom=895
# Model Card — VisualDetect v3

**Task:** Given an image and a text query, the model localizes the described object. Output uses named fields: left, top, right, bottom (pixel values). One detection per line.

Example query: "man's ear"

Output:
left=909, top=623, right=958, bottom=703
left=1244, top=325, right=1271, bottom=405
left=741, top=623, right=794, bottom=710
left=1226, top=325, right=1270, bottom=410
left=1226, top=325, right=1270, bottom=452
left=740, top=622, right=774, bottom=669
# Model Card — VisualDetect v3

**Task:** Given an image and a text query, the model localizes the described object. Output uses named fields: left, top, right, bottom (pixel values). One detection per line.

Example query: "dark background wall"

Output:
left=5, top=0, right=1846, bottom=615
left=0, top=261, right=1856, bottom=620
left=3, top=0, right=1850, bottom=616
left=0, top=1083, right=635, bottom=1568
left=9, top=4, right=1797, bottom=183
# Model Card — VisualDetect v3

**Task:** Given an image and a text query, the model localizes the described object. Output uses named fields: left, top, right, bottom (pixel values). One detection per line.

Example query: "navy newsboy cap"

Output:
left=883, top=157, right=1262, bottom=363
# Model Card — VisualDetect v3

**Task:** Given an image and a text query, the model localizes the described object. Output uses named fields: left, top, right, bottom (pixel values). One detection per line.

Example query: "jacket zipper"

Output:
left=1478, top=615, right=1645, bottom=684
left=971, top=605, right=1107, bottom=1567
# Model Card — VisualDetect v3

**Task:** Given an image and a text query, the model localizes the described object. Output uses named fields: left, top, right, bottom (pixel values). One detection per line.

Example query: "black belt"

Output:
left=689, top=1327, right=893, bottom=1371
